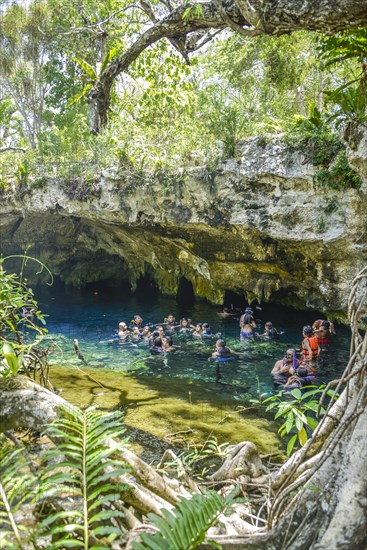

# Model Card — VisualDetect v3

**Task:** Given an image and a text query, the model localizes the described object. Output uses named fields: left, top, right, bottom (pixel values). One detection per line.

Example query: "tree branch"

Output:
left=0, top=146, right=27, bottom=154
left=87, top=0, right=367, bottom=134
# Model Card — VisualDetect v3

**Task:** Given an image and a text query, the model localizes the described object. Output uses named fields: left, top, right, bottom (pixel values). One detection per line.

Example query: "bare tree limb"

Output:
left=0, top=146, right=27, bottom=154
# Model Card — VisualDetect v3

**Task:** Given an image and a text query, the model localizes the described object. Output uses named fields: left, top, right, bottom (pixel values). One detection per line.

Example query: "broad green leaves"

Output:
left=0, top=342, right=23, bottom=377
left=263, top=386, right=335, bottom=456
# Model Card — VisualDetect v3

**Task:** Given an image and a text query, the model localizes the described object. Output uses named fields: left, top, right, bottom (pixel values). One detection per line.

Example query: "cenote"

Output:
left=32, top=279, right=351, bottom=457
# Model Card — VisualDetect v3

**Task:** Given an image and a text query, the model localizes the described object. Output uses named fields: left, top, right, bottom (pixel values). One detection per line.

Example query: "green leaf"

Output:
left=306, top=416, right=319, bottom=430
left=72, top=57, right=97, bottom=80
left=295, top=415, right=303, bottom=432
left=291, top=388, right=302, bottom=400
left=298, top=426, right=308, bottom=446
left=101, top=46, right=119, bottom=73
left=285, top=412, right=294, bottom=434
left=66, top=84, right=93, bottom=107
left=303, top=401, right=319, bottom=412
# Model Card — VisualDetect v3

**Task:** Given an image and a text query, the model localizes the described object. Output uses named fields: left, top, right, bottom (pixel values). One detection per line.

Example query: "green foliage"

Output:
left=0, top=2, right=365, bottom=186
left=320, top=195, right=340, bottom=214
left=182, top=5, right=203, bottom=22
left=313, top=149, right=362, bottom=190
left=0, top=261, right=48, bottom=347
left=263, top=386, right=337, bottom=456
left=0, top=444, right=38, bottom=548
left=0, top=341, right=24, bottom=377
left=319, top=28, right=367, bottom=67
left=0, top=407, right=131, bottom=548
left=39, top=406, right=130, bottom=549
left=325, top=83, right=366, bottom=127
left=132, top=489, right=236, bottom=550
left=287, top=104, right=362, bottom=190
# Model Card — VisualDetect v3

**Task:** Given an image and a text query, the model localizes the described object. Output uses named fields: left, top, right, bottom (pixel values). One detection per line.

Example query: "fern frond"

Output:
left=133, top=489, right=237, bottom=550
left=0, top=445, right=37, bottom=548
left=39, top=406, right=130, bottom=549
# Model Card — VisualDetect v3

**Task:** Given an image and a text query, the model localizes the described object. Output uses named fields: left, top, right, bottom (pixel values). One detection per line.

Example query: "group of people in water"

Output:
left=116, top=314, right=219, bottom=354
left=271, top=320, right=335, bottom=389
left=116, top=307, right=335, bottom=388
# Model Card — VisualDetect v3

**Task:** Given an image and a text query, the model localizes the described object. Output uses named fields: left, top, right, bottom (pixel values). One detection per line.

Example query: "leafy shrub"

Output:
left=314, top=149, right=362, bottom=190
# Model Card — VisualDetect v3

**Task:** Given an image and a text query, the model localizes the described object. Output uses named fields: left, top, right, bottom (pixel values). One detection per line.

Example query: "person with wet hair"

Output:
left=142, top=326, right=151, bottom=339
left=150, top=337, right=164, bottom=354
left=179, top=318, right=191, bottom=334
left=130, top=314, right=143, bottom=329
left=263, top=321, right=280, bottom=339
left=271, top=348, right=299, bottom=386
left=163, top=314, right=178, bottom=331
left=301, top=325, right=320, bottom=363
left=211, top=339, right=239, bottom=382
left=192, top=323, right=203, bottom=337
left=239, top=306, right=256, bottom=338
left=202, top=323, right=213, bottom=336
left=162, top=335, right=176, bottom=351
left=217, top=307, right=237, bottom=318
left=285, top=366, right=316, bottom=389
left=312, top=319, right=336, bottom=348
left=156, top=325, right=166, bottom=338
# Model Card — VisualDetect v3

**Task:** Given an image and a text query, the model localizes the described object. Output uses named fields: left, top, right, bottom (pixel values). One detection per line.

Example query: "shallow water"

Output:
left=36, top=284, right=351, bottom=398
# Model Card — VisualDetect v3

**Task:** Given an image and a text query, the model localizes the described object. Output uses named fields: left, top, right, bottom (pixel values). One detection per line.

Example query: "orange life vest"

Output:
left=302, top=336, right=319, bottom=359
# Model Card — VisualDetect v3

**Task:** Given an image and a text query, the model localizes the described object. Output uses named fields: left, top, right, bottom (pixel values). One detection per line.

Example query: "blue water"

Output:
left=36, top=285, right=351, bottom=398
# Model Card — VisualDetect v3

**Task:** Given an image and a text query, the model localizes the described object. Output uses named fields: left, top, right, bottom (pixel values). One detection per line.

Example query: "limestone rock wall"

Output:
left=1, top=136, right=366, bottom=318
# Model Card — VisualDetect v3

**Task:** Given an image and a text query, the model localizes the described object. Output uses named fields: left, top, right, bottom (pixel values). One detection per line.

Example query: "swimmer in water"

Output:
left=211, top=339, right=239, bottom=382
left=130, top=315, right=143, bottom=329
left=211, top=339, right=238, bottom=359
left=284, top=366, right=314, bottom=389
left=262, top=321, right=280, bottom=339
left=162, top=335, right=176, bottom=351
left=217, top=307, right=237, bottom=318
left=118, top=322, right=130, bottom=339
left=192, top=323, right=203, bottom=337
left=150, top=337, right=164, bottom=354
left=239, top=308, right=256, bottom=338
left=179, top=318, right=191, bottom=334
left=312, top=319, right=335, bottom=348
left=164, top=314, right=177, bottom=329
left=271, top=348, right=299, bottom=386
left=202, top=323, right=213, bottom=336
left=301, top=325, right=320, bottom=364
left=142, top=326, right=151, bottom=339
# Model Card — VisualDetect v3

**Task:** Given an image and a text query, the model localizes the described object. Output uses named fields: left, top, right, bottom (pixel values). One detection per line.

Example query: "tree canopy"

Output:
left=0, top=0, right=366, bottom=185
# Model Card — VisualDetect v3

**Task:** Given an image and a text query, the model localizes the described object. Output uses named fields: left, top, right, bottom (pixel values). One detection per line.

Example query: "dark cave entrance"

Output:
left=176, top=277, right=195, bottom=305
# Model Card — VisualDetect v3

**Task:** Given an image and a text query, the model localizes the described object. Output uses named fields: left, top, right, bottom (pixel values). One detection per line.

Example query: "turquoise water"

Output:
left=36, top=284, right=351, bottom=398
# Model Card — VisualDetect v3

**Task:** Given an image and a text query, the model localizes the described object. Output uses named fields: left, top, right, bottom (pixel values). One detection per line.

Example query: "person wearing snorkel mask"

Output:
left=271, top=348, right=300, bottom=385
